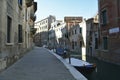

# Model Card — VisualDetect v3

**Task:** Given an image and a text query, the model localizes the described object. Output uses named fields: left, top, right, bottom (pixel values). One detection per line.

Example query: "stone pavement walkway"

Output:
left=0, top=47, right=87, bottom=80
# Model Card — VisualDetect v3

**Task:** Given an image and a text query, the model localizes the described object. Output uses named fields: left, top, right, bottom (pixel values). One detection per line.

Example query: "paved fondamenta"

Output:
left=0, top=47, right=76, bottom=80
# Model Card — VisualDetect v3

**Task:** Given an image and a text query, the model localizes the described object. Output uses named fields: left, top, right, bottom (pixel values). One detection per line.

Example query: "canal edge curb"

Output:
left=47, top=49, right=88, bottom=80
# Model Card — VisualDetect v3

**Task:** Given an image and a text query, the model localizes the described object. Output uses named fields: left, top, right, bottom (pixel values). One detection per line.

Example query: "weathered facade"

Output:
left=64, top=17, right=83, bottom=50
left=63, top=17, right=87, bottom=60
left=34, top=15, right=56, bottom=47
left=49, top=20, right=65, bottom=49
left=0, top=0, right=37, bottom=71
left=69, top=19, right=86, bottom=60
left=86, top=14, right=99, bottom=57
left=98, top=0, right=120, bottom=64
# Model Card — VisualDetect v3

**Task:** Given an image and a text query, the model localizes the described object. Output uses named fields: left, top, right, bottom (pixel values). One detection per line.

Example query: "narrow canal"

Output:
left=80, top=56, right=120, bottom=80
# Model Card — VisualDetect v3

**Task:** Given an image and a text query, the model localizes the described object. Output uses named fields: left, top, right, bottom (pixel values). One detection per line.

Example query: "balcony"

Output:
left=31, top=15, right=36, bottom=22
left=33, top=2, right=37, bottom=12
left=25, top=0, right=34, bottom=7
left=30, top=12, right=36, bottom=22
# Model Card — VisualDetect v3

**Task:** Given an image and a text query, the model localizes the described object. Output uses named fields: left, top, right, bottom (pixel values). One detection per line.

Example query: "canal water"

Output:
left=80, top=56, right=120, bottom=80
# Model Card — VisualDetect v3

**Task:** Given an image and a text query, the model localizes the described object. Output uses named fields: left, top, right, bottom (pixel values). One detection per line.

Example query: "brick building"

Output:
left=98, top=0, right=120, bottom=64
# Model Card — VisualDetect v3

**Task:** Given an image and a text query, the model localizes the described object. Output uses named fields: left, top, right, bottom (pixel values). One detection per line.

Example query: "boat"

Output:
left=65, top=58, right=96, bottom=73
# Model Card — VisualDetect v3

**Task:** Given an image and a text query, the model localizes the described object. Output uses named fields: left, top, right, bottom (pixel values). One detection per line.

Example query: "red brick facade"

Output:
left=99, top=0, right=120, bottom=64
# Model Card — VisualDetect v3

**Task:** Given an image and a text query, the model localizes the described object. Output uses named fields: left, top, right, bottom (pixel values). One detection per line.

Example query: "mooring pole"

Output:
left=68, top=51, right=71, bottom=64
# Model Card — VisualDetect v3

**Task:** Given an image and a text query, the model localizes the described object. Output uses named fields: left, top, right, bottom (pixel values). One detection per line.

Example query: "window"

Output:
left=18, top=0, right=22, bottom=6
left=18, top=0, right=22, bottom=9
left=7, top=16, right=12, bottom=43
left=103, top=37, right=108, bottom=50
left=45, top=26, right=47, bottom=29
left=18, top=25, right=23, bottom=43
left=80, top=41, right=82, bottom=47
left=65, top=33, right=68, bottom=38
left=72, top=41, right=74, bottom=49
left=101, top=10, right=107, bottom=25
left=95, top=38, right=98, bottom=49
left=79, top=27, right=82, bottom=33
left=75, top=42, right=77, bottom=46
left=57, top=23, right=60, bottom=26
left=75, top=29, right=77, bottom=34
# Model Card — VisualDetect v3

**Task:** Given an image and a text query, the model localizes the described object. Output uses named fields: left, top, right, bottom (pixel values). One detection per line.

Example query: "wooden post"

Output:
left=68, top=51, right=71, bottom=64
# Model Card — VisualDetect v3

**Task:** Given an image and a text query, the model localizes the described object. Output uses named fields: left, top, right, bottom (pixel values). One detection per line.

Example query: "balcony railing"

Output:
left=25, top=0, right=34, bottom=7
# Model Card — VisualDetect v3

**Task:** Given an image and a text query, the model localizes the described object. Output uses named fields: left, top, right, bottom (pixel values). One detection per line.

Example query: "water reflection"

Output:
left=82, top=55, right=86, bottom=61
left=95, top=67, right=97, bottom=73
left=80, top=56, right=120, bottom=80
left=69, top=51, right=120, bottom=80
left=81, top=47, right=86, bottom=61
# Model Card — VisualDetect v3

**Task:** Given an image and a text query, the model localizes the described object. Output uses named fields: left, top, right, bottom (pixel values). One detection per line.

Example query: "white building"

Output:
left=54, top=23, right=65, bottom=45
left=49, top=20, right=65, bottom=48
left=34, top=15, right=56, bottom=46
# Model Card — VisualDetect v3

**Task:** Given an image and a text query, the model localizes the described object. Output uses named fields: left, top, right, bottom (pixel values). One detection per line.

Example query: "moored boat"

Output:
left=65, top=58, right=96, bottom=73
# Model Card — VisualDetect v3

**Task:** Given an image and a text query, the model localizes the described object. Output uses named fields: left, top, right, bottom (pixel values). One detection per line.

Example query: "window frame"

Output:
left=18, top=24, right=23, bottom=43
left=101, top=9, right=108, bottom=25
left=102, top=36, right=108, bottom=50
left=75, top=29, right=77, bottom=34
left=79, top=41, right=82, bottom=47
left=95, top=38, right=98, bottom=49
left=18, top=0, right=22, bottom=9
left=7, top=16, right=12, bottom=43
left=79, top=27, right=82, bottom=34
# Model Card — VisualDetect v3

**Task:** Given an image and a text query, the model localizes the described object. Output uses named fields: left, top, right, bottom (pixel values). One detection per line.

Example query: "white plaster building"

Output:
left=48, top=20, right=65, bottom=48
left=34, top=15, right=56, bottom=46
left=54, top=23, right=65, bottom=45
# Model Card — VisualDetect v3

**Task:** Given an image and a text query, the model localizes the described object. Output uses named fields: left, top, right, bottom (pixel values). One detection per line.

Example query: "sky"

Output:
left=35, top=0, right=98, bottom=22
